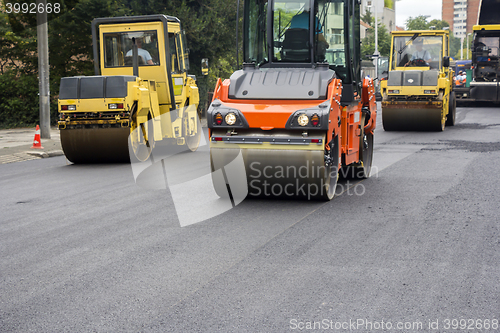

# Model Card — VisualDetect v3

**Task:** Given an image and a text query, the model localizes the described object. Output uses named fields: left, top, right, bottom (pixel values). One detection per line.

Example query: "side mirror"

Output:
left=201, top=58, right=209, bottom=76
left=443, top=56, right=450, bottom=68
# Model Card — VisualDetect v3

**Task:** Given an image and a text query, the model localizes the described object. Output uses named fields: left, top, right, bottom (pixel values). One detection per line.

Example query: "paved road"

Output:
left=1, top=105, right=500, bottom=332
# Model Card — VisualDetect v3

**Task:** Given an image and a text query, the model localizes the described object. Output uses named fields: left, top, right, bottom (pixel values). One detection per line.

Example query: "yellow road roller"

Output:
left=207, top=0, right=377, bottom=201
left=381, top=30, right=456, bottom=131
left=58, top=15, right=200, bottom=163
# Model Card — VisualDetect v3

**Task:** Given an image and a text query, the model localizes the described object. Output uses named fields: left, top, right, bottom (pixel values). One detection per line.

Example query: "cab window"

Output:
left=104, top=31, right=160, bottom=67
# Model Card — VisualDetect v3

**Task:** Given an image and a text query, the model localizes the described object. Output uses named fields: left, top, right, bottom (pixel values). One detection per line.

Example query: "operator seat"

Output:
left=124, top=55, right=146, bottom=66
left=281, top=29, right=310, bottom=62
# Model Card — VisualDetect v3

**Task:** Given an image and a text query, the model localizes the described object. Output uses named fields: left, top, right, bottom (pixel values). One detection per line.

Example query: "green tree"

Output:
left=405, top=15, right=430, bottom=31
left=0, top=8, right=40, bottom=127
left=0, top=0, right=132, bottom=127
left=49, top=0, right=131, bottom=79
left=361, top=8, right=373, bottom=26
left=406, top=16, right=450, bottom=31
left=0, top=0, right=242, bottom=127
left=404, top=16, right=463, bottom=59
left=361, top=22, right=391, bottom=58
left=428, top=19, right=450, bottom=30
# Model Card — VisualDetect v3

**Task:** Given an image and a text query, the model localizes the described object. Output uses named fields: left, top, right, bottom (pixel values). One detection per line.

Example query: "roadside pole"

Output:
left=371, top=0, right=380, bottom=91
left=37, top=0, right=50, bottom=139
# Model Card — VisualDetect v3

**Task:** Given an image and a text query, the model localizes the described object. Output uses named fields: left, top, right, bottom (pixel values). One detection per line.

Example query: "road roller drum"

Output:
left=60, top=127, right=130, bottom=163
left=382, top=102, right=445, bottom=132
left=209, top=130, right=339, bottom=200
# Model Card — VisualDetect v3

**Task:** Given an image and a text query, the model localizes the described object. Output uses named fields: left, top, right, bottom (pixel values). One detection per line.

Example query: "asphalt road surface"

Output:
left=1, top=105, right=500, bottom=332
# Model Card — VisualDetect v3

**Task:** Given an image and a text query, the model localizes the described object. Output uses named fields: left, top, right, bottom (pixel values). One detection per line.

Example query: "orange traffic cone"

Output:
left=31, top=125, right=44, bottom=149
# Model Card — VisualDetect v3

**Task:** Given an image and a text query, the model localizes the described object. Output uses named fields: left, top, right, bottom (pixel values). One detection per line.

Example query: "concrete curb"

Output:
left=26, top=150, right=64, bottom=159
left=0, top=150, right=65, bottom=164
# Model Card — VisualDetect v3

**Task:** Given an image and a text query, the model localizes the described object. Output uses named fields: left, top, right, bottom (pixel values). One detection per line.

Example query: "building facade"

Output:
left=360, top=0, right=396, bottom=32
left=442, top=0, right=480, bottom=38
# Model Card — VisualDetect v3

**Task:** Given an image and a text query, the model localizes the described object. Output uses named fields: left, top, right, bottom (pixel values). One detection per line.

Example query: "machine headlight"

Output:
left=108, top=103, right=124, bottom=109
left=225, top=112, right=237, bottom=126
left=61, top=105, right=76, bottom=111
left=297, top=113, right=309, bottom=126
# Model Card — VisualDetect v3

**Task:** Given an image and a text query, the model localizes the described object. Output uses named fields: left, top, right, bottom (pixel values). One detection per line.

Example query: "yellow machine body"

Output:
left=58, top=15, right=200, bottom=163
left=381, top=30, right=456, bottom=131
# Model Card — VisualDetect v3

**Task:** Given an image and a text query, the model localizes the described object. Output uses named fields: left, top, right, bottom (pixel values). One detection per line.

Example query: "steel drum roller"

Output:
left=210, top=144, right=336, bottom=200
left=382, top=104, right=444, bottom=131
left=60, top=127, right=130, bottom=163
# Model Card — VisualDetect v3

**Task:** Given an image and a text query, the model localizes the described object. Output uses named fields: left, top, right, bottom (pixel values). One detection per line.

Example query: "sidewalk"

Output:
left=0, top=127, right=63, bottom=164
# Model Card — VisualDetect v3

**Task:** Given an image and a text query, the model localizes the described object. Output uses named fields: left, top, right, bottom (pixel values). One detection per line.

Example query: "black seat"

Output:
left=124, top=55, right=145, bottom=66
left=281, top=29, right=310, bottom=62
left=397, top=53, right=409, bottom=67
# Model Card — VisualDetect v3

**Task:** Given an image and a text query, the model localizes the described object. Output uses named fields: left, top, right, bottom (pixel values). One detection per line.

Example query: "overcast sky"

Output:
left=395, top=0, right=443, bottom=28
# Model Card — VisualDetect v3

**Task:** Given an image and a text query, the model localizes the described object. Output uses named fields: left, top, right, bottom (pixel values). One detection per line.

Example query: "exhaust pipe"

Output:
left=132, top=37, right=139, bottom=77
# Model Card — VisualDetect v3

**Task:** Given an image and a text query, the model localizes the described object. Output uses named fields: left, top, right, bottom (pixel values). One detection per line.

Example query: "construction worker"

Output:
left=289, top=2, right=329, bottom=48
left=410, top=37, right=432, bottom=63
left=455, top=71, right=466, bottom=86
left=126, top=38, right=154, bottom=65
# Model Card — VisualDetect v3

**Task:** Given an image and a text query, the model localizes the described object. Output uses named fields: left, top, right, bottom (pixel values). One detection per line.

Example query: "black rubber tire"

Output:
left=184, top=114, right=201, bottom=152
left=130, top=112, right=154, bottom=162
left=356, top=132, right=374, bottom=179
left=343, top=114, right=374, bottom=179
left=318, top=136, right=339, bottom=201
left=446, top=91, right=456, bottom=127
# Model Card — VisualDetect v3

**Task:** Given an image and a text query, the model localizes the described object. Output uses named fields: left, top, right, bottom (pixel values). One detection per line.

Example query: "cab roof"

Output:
left=390, top=30, right=450, bottom=36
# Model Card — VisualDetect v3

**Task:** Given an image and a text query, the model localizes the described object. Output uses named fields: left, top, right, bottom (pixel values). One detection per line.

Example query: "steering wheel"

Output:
left=406, top=58, right=428, bottom=67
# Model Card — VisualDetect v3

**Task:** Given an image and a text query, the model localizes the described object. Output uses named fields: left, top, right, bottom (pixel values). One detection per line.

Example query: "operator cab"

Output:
left=391, top=33, right=446, bottom=70
left=92, top=16, right=193, bottom=106
left=104, top=31, right=160, bottom=66
left=471, top=31, right=499, bottom=81
left=242, top=0, right=361, bottom=102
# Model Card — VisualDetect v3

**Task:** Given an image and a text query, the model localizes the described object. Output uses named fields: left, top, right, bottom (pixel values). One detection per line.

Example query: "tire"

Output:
left=446, top=91, right=456, bottom=127
left=182, top=101, right=201, bottom=152
left=130, top=110, right=154, bottom=162
left=184, top=114, right=201, bottom=152
left=343, top=113, right=374, bottom=179
left=318, top=135, right=339, bottom=201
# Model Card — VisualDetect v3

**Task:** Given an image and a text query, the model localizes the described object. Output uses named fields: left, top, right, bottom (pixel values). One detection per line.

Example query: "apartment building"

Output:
left=442, top=0, right=480, bottom=38
left=360, top=0, right=396, bottom=32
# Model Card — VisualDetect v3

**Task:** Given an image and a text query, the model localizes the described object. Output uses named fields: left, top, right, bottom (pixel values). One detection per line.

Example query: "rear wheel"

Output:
left=343, top=113, right=374, bottom=179
left=130, top=108, right=154, bottom=161
left=318, top=135, right=339, bottom=201
left=356, top=135, right=374, bottom=178
left=183, top=112, right=201, bottom=152
left=357, top=113, right=374, bottom=178
left=446, top=91, right=456, bottom=126
left=438, top=111, right=446, bottom=131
